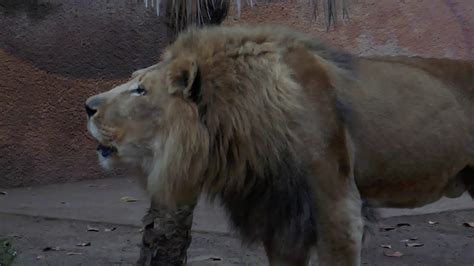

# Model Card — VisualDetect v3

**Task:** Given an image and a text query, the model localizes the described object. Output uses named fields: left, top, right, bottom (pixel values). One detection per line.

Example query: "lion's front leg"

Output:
left=310, top=144, right=364, bottom=266
left=315, top=186, right=363, bottom=266
left=263, top=240, right=311, bottom=266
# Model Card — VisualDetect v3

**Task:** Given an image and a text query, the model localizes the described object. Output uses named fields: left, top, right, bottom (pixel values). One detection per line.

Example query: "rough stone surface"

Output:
left=0, top=0, right=169, bottom=79
left=0, top=178, right=473, bottom=265
left=0, top=177, right=472, bottom=237
left=0, top=0, right=170, bottom=187
left=1, top=0, right=473, bottom=187
left=226, top=0, right=473, bottom=59
left=2, top=210, right=474, bottom=265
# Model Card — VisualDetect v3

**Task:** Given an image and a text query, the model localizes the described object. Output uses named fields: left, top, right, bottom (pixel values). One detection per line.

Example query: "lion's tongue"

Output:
left=97, top=144, right=116, bottom=157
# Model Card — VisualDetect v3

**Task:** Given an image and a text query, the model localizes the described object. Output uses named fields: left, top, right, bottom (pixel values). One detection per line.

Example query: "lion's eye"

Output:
left=131, top=85, right=147, bottom=96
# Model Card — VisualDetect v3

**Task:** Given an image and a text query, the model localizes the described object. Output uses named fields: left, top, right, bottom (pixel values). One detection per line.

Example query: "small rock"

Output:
left=462, top=222, right=474, bottom=228
left=42, top=246, right=61, bottom=252
left=384, top=250, right=403, bottom=257
left=396, top=223, right=411, bottom=227
left=76, top=242, right=91, bottom=247
left=188, top=255, right=223, bottom=263
left=120, top=196, right=138, bottom=202
left=67, top=252, right=82, bottom=256
left=87, top=225, right=100, bottom=232
left=406, top=242, right=424, bottom=247
left=379, top=226, right=396, bottom=232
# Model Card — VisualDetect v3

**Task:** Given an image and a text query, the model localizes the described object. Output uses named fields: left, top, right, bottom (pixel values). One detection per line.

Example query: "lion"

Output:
left=85, top=24, right=474, bottom=265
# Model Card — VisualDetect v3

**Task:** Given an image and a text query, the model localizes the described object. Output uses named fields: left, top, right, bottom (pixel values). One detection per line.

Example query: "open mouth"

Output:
left=96, top=144, right=117, bottom=158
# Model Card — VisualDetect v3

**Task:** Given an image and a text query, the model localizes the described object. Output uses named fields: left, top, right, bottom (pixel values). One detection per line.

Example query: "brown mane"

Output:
left=159, top=25, right=353, bottom=196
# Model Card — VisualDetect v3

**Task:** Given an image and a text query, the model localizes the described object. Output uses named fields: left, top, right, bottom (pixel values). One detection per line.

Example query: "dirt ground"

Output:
left=1, top=209, right=474, bottom=266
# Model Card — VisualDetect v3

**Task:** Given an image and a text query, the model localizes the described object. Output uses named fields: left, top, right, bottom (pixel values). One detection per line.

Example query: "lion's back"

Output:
left=340, top=56, right=474, bottom=207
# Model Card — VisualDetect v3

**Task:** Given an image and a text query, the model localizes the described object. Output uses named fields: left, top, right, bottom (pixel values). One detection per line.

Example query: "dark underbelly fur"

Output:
left=217, top=157, right=378, bottom=258
left=218, top=155, right=317, bottom=259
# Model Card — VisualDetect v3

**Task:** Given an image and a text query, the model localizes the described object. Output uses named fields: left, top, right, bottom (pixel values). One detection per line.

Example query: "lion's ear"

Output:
left=167, top=57, right=201, bottom=103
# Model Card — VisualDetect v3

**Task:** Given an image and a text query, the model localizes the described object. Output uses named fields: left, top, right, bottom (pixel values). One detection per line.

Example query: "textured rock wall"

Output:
left=1, top=0, right=472, bottom=187
left=0, top=0, right=169, bottom=187
left=230, top=0, right=473, bottom=59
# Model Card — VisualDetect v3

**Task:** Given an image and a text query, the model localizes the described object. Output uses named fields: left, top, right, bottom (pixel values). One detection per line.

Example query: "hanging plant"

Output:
left=142, top=0, right=350, bottom=33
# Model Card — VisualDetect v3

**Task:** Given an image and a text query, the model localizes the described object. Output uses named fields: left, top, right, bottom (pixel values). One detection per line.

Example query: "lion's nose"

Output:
left=85, top=103, right=97, bottom=118
left=85, top=96, right=101, bottom=118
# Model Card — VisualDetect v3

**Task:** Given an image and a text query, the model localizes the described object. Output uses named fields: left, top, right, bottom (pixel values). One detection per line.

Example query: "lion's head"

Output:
left=85, top=54, right=210, bottom=203
left=85, top=25, right=320, bottom=206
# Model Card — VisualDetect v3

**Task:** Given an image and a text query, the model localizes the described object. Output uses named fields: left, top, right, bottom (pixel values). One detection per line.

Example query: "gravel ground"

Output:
left=1, top=209, right=474, bottom=265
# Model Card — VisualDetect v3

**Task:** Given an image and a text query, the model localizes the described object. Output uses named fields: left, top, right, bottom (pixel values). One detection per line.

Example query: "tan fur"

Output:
left=86, top=24, right=474, bottom=265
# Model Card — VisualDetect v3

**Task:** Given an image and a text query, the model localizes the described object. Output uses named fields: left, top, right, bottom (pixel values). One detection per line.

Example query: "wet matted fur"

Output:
left=85, top=25, right=474, bottom=265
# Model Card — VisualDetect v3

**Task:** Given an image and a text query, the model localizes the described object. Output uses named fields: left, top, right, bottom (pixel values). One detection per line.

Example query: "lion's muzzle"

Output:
left=85, top=96, right=118, bottom=159
left=85, top=96, right=100, bottom=118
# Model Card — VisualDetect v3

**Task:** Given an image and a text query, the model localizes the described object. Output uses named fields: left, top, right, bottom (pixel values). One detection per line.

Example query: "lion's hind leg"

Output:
left=445, top=165, right=474, bottom=199
left=459, top=166, right=474, bottom=198
left=263, top=240, right=311, bottom=266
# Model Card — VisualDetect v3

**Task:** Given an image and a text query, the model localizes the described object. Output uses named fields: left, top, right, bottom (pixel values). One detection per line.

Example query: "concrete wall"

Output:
left=1, top=0, right=473, bottom=187
left=228, top=0, right=473, bottom=59
left=0, top=0, right=169, bottom=187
